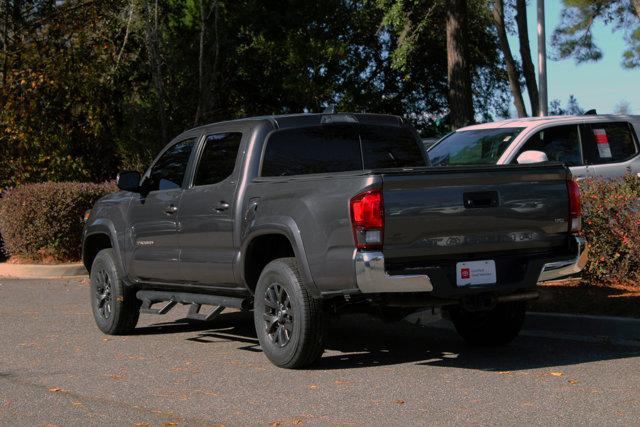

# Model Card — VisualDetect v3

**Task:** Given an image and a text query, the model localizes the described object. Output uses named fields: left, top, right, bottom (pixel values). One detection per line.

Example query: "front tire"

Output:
left=451, top=301, right=526, bottom=346
left=253, top=258, right=325, bottom=369
left=90, top=249, right=140, bottom=335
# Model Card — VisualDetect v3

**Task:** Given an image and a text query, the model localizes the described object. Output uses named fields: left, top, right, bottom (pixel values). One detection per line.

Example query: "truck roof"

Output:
left=459, top=114, right=640, bottom=131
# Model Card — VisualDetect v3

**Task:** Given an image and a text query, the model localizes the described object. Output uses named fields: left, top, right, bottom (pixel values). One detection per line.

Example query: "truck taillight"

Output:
left=350, top=189, right=384, bottom=250
left=567, top=180, right=581, bottom=233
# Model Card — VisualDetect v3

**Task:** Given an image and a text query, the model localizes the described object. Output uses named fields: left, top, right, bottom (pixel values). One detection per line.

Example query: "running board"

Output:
left=136, top=290, right=249, bottom=320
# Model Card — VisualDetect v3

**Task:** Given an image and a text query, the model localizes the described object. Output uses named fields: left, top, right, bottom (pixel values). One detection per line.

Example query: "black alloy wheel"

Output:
left=263, top=283, right=294, bottom=347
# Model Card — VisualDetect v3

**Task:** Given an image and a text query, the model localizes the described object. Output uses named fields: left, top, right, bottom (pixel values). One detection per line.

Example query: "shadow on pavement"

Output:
left=138, top=310, right=640, bottom=371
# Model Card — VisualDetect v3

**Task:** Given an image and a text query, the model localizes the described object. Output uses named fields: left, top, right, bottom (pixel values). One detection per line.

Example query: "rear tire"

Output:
left=90, top=249, right=140, bottom=335
left=451, top=301, right=526, bottom=346
left=253, top=258, right=325, bottom=369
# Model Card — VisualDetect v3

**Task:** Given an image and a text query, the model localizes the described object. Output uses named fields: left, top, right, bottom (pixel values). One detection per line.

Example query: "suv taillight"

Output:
left=350, top=189, right=384, bottom=250
left=567, top=180, right=581, bottom=233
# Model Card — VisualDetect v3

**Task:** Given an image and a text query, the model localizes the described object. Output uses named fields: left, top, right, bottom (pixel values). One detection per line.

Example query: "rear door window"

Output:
left=516, top=125, right=582, bottom=166
left=581, top=122, right=638, bottom=164
left=261, top=124, right=424, bottom=177
left=193, top=132, right=242, bottom=186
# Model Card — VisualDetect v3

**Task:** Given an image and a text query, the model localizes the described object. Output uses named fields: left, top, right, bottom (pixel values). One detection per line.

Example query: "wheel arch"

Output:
left=240, top=221, right=318, bottom=297
left=82, top=220, right=124, bottom=274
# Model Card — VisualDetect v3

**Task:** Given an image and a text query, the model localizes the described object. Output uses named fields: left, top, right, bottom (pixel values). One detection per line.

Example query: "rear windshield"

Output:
left=261, top=124, right=425, bottom=177
left=429, top=127, right=524, bottom=166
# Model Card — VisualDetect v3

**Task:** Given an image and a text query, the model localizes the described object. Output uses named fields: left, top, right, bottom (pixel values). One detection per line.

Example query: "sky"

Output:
left=506, top=1, right=640, bottom=115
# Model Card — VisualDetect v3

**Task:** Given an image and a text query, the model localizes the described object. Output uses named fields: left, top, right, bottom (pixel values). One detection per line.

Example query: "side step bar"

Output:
left=136, top=290, right=251, bottom=321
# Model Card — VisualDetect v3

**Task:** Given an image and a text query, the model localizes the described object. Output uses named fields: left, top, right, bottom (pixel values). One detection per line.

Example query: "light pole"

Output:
left=537, top=0, right=548, bottom=116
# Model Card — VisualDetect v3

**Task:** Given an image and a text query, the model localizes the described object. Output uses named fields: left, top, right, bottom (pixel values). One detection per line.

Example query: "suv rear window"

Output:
left=582, top=122, right=638, bottom=164
left=260, top=124, right=425, bottom=177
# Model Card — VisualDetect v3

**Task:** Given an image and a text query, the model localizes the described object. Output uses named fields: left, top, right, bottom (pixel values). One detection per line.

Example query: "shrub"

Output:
left=0, top=182, right=116, bottom=262
left=579, top=175, right=640, bottom=286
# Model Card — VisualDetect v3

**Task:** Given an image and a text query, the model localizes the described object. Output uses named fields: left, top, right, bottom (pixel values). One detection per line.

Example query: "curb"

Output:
left=0, top=262, right=87, bottom=279
left=523, top=311, right=640, bottom=347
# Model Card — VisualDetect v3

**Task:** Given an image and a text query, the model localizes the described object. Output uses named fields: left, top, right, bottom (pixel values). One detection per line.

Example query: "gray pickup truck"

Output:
left=82, top=113, right=587, bottom=368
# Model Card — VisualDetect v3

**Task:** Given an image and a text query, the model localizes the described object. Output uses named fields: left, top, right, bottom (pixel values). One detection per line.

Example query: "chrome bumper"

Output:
left=538, top=236, right=588, bottom=282
left=355, top=251, right=433, bottom=293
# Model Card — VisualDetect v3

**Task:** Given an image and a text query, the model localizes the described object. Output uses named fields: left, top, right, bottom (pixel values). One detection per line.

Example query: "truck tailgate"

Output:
left=381, top=164, right=571, bottom=261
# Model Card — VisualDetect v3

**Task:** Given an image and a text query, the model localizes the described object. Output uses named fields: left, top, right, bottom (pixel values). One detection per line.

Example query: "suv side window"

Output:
left=147, top=138, right=196, bottom=192
left=581, top=122, right=638, bottom=164
left=517, top=125, right=582, bottom=166
left=193, top=133, right=243, bottom=186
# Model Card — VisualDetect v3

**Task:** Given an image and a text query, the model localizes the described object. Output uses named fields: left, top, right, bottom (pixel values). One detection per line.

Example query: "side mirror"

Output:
left=116, top=171, right=141, bottom=192
left=516, top=150, right=548, bottom=164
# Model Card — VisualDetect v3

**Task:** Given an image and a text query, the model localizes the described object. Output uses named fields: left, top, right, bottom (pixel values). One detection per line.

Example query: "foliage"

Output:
left=0, top=182, right=116, bottom=262
left=0, top=1, right=136, bottom=187
left=0, top=0, right=517, bottom=186
left=579, top=175, right=640, bottom=286
left=552, top=0, right=640, bottom=68
left=377, top=0, right=512, bottom=125
left=549, top=94, right=585, bottom=115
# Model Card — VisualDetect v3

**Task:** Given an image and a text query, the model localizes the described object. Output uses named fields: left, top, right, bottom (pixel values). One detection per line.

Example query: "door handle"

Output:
left=164, top=204, right=178, bottom=214
left=213, top=201, right=230, bottom=212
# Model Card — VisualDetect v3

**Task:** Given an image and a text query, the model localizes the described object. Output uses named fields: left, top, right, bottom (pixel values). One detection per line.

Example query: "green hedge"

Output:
left=579, top=175, right=640, bottom=286
left=0, top=182, right=115, bottom=262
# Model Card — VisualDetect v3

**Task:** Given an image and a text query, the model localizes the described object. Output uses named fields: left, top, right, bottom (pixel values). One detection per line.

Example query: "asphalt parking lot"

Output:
left=1, top=279, right=639, bottom=426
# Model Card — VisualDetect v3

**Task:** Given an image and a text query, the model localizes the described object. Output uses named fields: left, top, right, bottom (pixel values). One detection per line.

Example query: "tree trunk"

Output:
left=446, top=0, right=474, bottom=129
left=633, top=0, right=640, bottom=19
left=194, top=0, right=219, bottom=125
left=493, top=0, right=527, bottom=117
left=194, top=0, right=206, bottom=125
left=143, top=0, right=167, bottom=142
left=516, top=0, right=539, bottom=115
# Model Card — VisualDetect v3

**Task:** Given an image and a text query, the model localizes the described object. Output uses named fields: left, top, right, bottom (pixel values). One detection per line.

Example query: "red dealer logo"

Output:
left=461, top=268, right=470, bottom=279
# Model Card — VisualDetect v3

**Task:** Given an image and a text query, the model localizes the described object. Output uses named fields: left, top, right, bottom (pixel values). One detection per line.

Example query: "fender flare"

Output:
left=239, top=217, right=319, bottom=297
left=82, top=219, right=125, bottom=275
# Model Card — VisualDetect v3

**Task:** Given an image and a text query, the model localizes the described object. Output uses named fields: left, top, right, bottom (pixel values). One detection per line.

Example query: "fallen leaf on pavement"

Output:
left=292, top=419, right=304, bottom=425
left=334, top=380, right=352, bottom=385
left=568, top=379, right=579, bottom=385
left=133, top=422, right=149, bottom=427
left=161, top=422, right=178, bottom=426
left=498, top=371, right=512, bottom=375
left=394, top=400, right=405, bottom=405
left=270, top=421, right=282, bottom=427
left=549, top=372, right=563, bottom=377
left=308, top=384, right=318, bottom=390
left=48, top=387, right=66, bottom=393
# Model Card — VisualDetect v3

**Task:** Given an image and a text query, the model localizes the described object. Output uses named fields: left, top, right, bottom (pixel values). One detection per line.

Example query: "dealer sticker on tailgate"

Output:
left=456, top=260, right=497, bottom=286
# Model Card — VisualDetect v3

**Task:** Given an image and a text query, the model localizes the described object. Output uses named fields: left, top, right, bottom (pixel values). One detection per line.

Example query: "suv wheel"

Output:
left=90, top=248, right=140, bottom=335
left=451, top=301, right=526, bottom=346
left=254, top=258, right=325, bottom=368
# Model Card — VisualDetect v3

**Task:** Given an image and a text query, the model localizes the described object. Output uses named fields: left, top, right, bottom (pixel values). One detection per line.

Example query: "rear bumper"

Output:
left=355, top=251, right=433, bottom=293
left=538, top=236, right=588, bottom=282
left=354, top=236, right=587, bottom=295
